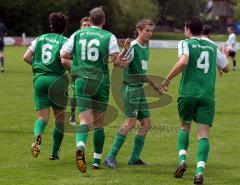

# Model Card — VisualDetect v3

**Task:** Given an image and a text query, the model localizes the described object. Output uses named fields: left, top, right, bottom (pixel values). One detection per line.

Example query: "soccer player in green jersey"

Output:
left=61, top=7, right=128, bottom=173
left=105, top=19, right=161, bottom=168
left=161, top=17, right=229, bottom=184
left=69, top=17, right=91, bottom=125
left=23, top=12, right=68, bottom=160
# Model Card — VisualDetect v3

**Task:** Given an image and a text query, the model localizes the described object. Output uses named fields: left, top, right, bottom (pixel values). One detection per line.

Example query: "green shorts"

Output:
left=178, top=97, right=215, bottom=126
left=122, top=84, right=150, bottom=120
left=75, top=78, right=109, bottom=113
left=34, top=75, right=68, bottom=111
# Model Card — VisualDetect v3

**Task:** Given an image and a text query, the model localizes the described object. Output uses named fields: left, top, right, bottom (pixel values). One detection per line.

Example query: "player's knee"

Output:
left=180, top=122, right=190, bottom=132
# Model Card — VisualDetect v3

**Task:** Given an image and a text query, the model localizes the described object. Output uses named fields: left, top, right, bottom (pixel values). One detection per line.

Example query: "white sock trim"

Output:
left=198, top=137, right=208, bottom=140
left=94, top=152, right=102, bottom=159
left=80, top=122, right=87, bottom=125
left=197, top=161, right=206, bottom=169
left=179, top=149, right=187, bottom=156
left=76, top=141, right=85, bottom=148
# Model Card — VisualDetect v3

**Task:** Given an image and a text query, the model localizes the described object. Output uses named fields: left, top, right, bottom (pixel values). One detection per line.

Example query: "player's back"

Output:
left=179, top=37, right=218, bottom=100
left=71, top=26, right=113, bottom=82
left=32, top=33, right=67, bottom=80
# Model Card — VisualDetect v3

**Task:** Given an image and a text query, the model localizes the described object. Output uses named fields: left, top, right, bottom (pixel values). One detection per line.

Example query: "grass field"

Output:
left=0, top=46, right=240, bottom=185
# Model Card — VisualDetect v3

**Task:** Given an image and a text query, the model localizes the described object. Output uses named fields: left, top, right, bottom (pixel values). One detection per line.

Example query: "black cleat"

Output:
left=49, top=156, right=60, bottom=160
left=76, top=147, right=87, bottom=173
left=193, top=173, right=204, bottom=185
left=128, top=159, right=147, bottom=165
left=31, top=135, right=42, bottom=157
left=174, top=162, right=187, bottom=178
left=69, top=114, right=76, bottom=125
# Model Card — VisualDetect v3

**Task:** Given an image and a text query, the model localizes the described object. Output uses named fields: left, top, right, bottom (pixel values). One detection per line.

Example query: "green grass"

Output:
left=0, top=46, right=240, bottom=185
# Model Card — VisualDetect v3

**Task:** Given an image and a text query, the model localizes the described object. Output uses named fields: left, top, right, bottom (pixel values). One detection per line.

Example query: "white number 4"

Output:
left=197, top=51, right=209, bottom=73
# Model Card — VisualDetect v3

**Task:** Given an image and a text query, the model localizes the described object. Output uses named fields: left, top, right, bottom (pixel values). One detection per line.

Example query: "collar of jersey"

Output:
left=90, top=25, right=102, bottom=29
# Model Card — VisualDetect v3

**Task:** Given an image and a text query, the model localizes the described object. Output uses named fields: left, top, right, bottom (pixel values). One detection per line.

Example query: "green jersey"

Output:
left=123, top=40, right=149, bottom=86
left=30, top=33, right=67, bottom=81
left=178, top=37, right=219, bottom=99
left=63, top=26, right=119, bottom=84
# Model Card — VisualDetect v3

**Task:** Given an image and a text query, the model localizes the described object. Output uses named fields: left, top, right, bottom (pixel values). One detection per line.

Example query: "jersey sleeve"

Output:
left=124, top=45, right=134, bottom=62
left=60, top=32, right=75, bottom=55
left=109, top=34, right=120, bottom=54
left=217, top=49, right=228, bottom=69
left=29, top=39, right=37, bottom=52
left=178, top=40, right=189, bottom=57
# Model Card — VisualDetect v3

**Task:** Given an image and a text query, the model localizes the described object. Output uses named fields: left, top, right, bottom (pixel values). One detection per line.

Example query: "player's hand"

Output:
left=152, top=83, right=163, bottom=95
left=123, top=38, right=131, bottom=50
left=118, top=58, right=130, bottom=68
left=161, top=79, right=170, bottom=92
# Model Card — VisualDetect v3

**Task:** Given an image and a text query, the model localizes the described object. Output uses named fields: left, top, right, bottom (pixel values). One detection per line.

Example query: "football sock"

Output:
left=93, top=128, right=105, bottom=164
left=0, top=57, right=4, bottom=68
left=70, top=97, right=76, bottom=115
left=34, top=119, right=47, bottom=137
left=108, top=132, right=126, bottom=159
left=129, top=134, right=145, bottom=162
left=195, top=138, right=209, bottom=175
left=51, top=122, right=65, bottom=157
left=76, top=124, right=89, bottom=149
left=233, top=59, right=236, bottom=68
left=178, top=128, right=189, bottom=163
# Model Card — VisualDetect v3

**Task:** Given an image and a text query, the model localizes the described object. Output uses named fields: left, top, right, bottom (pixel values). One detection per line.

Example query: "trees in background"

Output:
left=0, top=0, right=238, bottom=37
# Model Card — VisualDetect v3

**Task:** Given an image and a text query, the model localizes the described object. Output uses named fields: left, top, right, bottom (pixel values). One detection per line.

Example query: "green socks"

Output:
left=51, top=122, right=65, bottom=158
left=34, top=119, right=47, bottom=137
left=93, top=128, right=105, bottom=165
left=129, top=134, right=145, bottom=162
left=108, top=132, right=126, bottom=159
left=76, top=124, right=89, bottom=148
left=195, top=138, right=210, bottom=175
left=177, top=128, right=189, bottom=163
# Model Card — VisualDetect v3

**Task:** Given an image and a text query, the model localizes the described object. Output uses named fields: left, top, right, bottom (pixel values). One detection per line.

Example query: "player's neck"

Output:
left=136, top=38, right=146, bottom=46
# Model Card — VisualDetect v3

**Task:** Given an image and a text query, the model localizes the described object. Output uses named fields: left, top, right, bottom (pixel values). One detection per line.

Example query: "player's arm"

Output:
left=144, top=75, right=162, bottom=94
left=60, top=34, right=75, bottom=70
left=23, top=48, right=33, bottom=65
left=217, top=47, right=229, bottom=73
left=116, top=38, right=131, bottom=68
left=161, top=40, right=189, bottom=92
left=161, top=54, right=188, bottom=91
left=23, top=39, right=36, bottom=65
left=61, top=51, right=72, bottom=70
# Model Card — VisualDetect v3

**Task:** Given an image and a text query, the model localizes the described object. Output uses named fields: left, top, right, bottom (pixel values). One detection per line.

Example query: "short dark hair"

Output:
left=80, top=17, right=90, bottom=26
left=185, top=16, right=203, bottom=36
left=49, top=12, right=67, bottom=34
left=89, top=7, right=105, bottom=25
left=202, top=25, right=212, bottom=36
left=135, top=19, right=154, bottom=37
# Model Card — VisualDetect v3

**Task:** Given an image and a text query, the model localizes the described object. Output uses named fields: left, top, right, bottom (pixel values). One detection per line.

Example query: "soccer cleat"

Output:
left=69, top=114, right=76, bottom=125
left=104, top=156, right=117, bottom=168
left=174, top=161, right=187, bottom=178
left=76, top=147, right=87, bottom=173
left=31, top=135, right=42, bottom=157
left=49, top=156, right=60, bottom=160
left=193, top=173, right=204, bottom=185
left=128, top=159, right=147, bottom=165
left=92, top=163, right=100, bottom=169
left=1, top=67, right=4, bottom=72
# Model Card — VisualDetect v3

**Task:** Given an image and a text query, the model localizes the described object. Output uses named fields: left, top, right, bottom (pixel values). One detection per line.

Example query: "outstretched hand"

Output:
left=160, top=79, right=170, bottom=92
